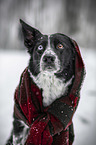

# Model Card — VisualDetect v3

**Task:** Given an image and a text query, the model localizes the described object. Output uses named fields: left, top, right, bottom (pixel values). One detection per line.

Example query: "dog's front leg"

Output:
left=13, top=118, right=29, bottom=145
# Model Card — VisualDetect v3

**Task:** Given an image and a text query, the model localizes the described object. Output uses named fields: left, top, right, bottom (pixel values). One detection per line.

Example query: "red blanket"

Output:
left=14, top=40, right=85, bottom=145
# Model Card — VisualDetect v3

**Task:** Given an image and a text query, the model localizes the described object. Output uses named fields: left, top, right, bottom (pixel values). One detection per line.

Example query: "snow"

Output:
left=0, top=50, right=29, bottom=145
left=73, top=48, right=96, bottom=145
left=0, top=48, right=96, bottom=145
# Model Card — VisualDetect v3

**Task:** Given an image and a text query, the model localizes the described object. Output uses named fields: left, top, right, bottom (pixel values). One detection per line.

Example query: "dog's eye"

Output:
left=38, top=45, right=43, bottom=51
left=57, top=44, right=64, bottom=49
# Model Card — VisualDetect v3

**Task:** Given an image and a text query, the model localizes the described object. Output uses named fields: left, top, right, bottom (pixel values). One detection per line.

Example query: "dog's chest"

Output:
left=41, top=74, right=64, bottom=106
left=31, top=72, right=68, bottom=107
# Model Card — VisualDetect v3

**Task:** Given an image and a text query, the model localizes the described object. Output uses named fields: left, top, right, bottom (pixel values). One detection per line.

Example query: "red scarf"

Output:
left=14, top=40, right=85, bottom=145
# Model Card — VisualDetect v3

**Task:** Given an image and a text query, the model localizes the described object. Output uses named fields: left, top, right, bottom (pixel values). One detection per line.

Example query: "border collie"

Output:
left=6, top=19, right=85, bottom=145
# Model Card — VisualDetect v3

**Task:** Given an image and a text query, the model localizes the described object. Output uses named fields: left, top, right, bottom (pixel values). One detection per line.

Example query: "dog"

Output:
left=6, top=19, right=85, bottom=145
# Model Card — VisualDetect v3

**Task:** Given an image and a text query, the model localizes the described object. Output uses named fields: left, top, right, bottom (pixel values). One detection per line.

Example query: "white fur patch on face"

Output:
left=40, top=35, right=60, bottom=72
left=28, top=69, right=73, bottom=107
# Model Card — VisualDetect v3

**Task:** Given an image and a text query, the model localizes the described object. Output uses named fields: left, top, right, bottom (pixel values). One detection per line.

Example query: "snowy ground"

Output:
left=0, top=48, right=96, bottom=145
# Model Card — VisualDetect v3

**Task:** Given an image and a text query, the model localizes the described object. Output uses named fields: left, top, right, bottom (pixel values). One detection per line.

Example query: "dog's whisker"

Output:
left=34, top=64, right=40, bottom=73
left=30, top=60, right=40, bottom=63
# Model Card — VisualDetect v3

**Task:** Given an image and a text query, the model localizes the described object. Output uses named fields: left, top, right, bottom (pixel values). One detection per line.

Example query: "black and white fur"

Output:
left=6, top=20, right=75, bottom=145
left=28, top=35, right=74, bottom=107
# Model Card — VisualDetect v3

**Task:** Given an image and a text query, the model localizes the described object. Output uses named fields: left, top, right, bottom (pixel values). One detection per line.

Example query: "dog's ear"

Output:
left=20, top=19, right=42, bottom=52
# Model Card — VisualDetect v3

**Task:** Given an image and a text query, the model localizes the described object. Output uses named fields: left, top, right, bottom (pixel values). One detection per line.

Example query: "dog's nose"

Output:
left=43, top=55, right=56, bottom=64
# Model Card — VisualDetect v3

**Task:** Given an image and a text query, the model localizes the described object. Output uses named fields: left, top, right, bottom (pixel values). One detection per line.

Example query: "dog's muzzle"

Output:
left=40, top=53, right=60, bottom=72
left=43, top=54, right=56, bottom=70
left=43, top=55, right=55, bottom=64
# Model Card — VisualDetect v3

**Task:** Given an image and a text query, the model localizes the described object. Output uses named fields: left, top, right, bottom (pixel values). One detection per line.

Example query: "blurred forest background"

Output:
left=0, top=0, right=96, bottom=145
left=0, top=0, right=96, bottom=50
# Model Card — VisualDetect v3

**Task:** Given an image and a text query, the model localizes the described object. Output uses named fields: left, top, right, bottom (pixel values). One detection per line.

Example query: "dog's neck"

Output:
left=28, top=69, right=73, bottom=107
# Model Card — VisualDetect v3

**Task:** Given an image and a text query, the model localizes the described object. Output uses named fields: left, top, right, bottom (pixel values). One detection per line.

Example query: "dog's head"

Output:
left=20, top=19, right=75, bottom=82
left=20, top=19, right=77, bottom=106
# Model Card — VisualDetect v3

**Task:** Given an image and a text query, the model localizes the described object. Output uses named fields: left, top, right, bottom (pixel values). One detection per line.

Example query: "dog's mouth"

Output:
left=40, top=61, right=60, bottom=73
left=43, top=64, right=56, bottom=71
